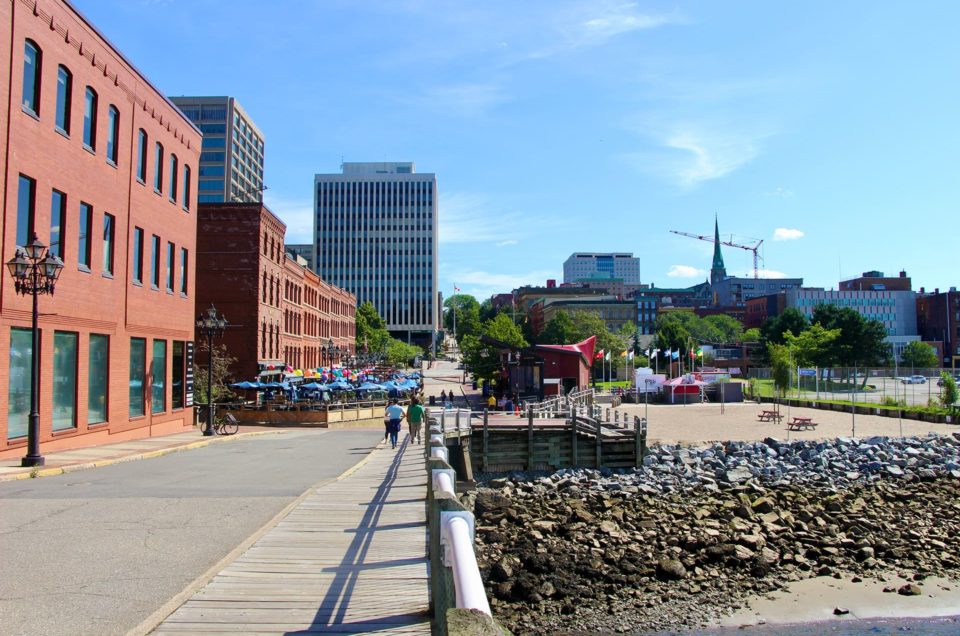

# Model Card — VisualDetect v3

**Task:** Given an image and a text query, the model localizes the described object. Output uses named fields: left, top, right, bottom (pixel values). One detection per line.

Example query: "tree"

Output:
left=939, top=372, right=958, bottom=410
left=384, top=339, right=423, bottom=367
left=900, top=341, right=939, bottom=369
left=768, top=343, right=792, bottom=399
left=569, top=311, right=627, bottom=356
left=811, top=305, right=889, bottom=368
left=760, top=309, right=809, bottom=347
left=540, top=311, right=576, bottom=345
left=460, top=313, right=528, bottom=383
left=783, top=323, right=841, bottom=368
left=444, top=294, right=481, bottom=342
left=742, top=327, right=761, bottom=343
left=194, top=343, right=237, bottom=404
left=355, top=301, right=390, bottom=353
left=655, top=319, right=690, bottom=355
left=703, top=314, right=744, bottom=343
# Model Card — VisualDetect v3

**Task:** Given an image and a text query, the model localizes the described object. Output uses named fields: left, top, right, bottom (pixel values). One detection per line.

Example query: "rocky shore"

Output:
left=471, top=433, right=960, bottom=634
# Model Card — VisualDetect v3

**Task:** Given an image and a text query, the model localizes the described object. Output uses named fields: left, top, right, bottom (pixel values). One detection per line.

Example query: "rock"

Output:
left=657, top=559, right=687, bottom=580
left=490, top=559, right=514, bottom=582
left=833, top=607, right=850, bottom=615
left=898, top=583, right=923, bottom=596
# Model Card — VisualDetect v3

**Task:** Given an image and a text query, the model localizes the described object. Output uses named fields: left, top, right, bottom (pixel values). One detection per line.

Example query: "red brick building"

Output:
left=196, top=203, right=355, bottom=382
left=1, top=0, right=201, bottom=459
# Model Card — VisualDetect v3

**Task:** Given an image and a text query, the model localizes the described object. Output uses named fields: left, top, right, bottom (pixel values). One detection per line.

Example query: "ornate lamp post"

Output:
left=5, top=234, right=64, bottom=467
left=196, top=305, right=227, bottom=436
left=327, top=338, right=335, bottom=366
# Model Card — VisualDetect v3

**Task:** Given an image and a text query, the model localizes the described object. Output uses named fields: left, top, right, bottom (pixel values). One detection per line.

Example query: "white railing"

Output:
left=441, top=513, right=491, bottom=614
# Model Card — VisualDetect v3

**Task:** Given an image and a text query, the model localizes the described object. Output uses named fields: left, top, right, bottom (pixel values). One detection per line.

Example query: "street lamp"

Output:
left=5, top=234, right=64, bottom=467
left=196, top=305, right=227, bottom=436
left=321, top=345, right=327, bottom=367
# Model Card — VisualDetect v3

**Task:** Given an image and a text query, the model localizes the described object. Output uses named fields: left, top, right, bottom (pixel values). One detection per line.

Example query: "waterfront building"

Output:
left=168, top=96, right=264, bottom=203
left=916, top=287, right=960, bottom=368
left=0, top=0, right=201, bottom=458
left=195, top=203, right=355, bottom=382
left=314, top=162, right=437, bottom=347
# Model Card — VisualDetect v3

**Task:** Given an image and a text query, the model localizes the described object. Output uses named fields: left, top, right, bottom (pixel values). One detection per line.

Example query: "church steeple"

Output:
left=710, top=216, right=726, bottom=286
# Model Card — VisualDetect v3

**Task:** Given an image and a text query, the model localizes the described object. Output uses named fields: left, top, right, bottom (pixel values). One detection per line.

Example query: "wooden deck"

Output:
left=154, top=436, right=431, bottom=635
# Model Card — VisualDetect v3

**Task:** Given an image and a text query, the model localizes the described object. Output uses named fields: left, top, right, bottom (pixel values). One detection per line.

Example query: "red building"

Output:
left=916, top=288, right=960, bottom=369
left=195, top=203, right=355, bottom=383
left=1, top=1, right=201, bottom=459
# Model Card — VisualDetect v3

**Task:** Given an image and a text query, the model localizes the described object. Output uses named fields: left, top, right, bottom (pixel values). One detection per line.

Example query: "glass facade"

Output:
left=88, top=334, right=108, bottom=424
left=52, top=331, right=78, bottom=431
left=152, top=340, right=166, bottom=414
left=7, top=328, right=32, bottom=440
left=129, top=338, right=145, bottom=417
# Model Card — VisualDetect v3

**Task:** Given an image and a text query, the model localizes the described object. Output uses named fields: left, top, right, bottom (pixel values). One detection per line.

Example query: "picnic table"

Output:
left=757, top=409, right=783, bottom=422
left=788, top=416, right=817, bottom=431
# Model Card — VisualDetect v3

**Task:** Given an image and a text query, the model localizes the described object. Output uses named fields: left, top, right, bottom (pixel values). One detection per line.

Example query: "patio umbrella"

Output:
left=230, top=381, right=259, bottom=390
left=357, top=382, right=384, bottom=391
left=328, top=380, right=353, bottom=391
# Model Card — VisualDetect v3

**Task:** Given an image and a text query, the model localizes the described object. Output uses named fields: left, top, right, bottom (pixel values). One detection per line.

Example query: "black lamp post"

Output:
left=196, top=305, right=227, bottom=436
left=327, top=338, right=335, bottom=366
left=321, top=345, right=327, bottom=367
left=5, top=233, right=64, bottom=467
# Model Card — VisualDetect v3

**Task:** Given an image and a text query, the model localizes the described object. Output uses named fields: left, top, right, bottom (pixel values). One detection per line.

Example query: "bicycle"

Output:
left=212, top=412, right=239, bottom=435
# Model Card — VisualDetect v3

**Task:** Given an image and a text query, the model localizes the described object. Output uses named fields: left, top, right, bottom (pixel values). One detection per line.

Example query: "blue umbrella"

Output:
left=328, top=380, right=353, bottom=391
left=264, top=381, right=285, bottom=389
left=230, top=381, right=259, bottom=390
left=357, top=381, right=384, bottom=391
left=300, top=382, right=328, bottom=391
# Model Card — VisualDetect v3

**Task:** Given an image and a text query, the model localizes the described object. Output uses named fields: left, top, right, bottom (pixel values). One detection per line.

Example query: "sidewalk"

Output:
left=0, top=427, right=283, bottom=482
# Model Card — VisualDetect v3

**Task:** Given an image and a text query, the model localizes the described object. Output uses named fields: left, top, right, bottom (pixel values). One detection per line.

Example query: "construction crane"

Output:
left=670, top=230, right=764, bottom=279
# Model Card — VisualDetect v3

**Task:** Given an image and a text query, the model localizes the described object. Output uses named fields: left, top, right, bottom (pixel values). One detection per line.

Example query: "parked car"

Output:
left=937, top=373, right=960, bottom=387
left=901, top=375, right=927, bottom=384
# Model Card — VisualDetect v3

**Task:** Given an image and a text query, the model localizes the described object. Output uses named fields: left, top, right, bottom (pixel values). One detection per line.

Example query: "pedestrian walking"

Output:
left=384, top=399, right=406, bottom=449
left=440, top=389, right=447, bottom=406
left=407, top=396, right=425, bottom=444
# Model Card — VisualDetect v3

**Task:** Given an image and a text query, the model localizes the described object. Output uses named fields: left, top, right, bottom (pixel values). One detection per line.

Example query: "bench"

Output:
left=757, top=410, right=783, bottom=422
left=788, top=416, right=817, bottom=431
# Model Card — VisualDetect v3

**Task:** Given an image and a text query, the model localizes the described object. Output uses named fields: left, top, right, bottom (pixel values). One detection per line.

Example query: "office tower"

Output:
left=169, top=96, right=264, bottom=203
left=563, top=253, right=641, bottom=285
left=314, top=162, right=437, bottom=346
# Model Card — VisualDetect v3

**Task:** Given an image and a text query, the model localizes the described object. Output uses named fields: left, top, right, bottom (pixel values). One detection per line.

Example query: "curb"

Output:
left=0, top=430, right=284, bottom=482
left=127, top=440, right=385, bottom=636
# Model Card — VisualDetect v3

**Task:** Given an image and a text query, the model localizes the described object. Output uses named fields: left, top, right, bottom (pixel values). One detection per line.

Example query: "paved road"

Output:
left=0, top=428, right=382, bottom=636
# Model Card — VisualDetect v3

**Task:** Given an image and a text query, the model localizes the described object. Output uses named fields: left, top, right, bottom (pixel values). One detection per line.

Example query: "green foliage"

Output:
left=384, top=339, right=423, bottom=367
left=444, top=294, right=481, bottom=342
left=540, top=311, right=577, bottom=345
left=194, top=343, right=237, bottom=404
left=355, top=301, right=390, bottom=353
left=568, top=311, right=628, bottom=355
left=783, top=323, right=841, bottom=367
left=880, top=396, right=906, bottom=408
left=655, top=318, right=689, bottom=355
left=811, top=305, right=889, bottom=367
left=768, top=343, right=792, bottom=398
left=940, top=372, right=959, bottom=409
left=900, top=341, right=939, bottom=369
left=742, top=327, right=761, bottom=343
left=460, top=313, right=528, bottom=382
left=702, top=314, right=743, bottom=343
left=760, top=308, right=809, bottom=348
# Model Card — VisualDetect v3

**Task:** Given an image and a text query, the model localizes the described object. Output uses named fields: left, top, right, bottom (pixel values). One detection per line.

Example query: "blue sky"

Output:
left=76, top=0, right=959, bottom=301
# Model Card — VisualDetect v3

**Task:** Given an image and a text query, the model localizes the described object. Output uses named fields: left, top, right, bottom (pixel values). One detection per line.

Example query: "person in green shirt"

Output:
left=407, top=397, right=425, bottom=444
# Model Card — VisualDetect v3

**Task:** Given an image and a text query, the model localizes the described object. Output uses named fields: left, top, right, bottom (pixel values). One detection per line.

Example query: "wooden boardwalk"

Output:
left=154, top=436, right=431, bottom=635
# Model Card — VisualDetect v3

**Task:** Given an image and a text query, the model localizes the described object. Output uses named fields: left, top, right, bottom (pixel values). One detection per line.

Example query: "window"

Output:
left=180, top=248, right=188, bottom=295
left=102, top=213, right=115, bottom=275
left=154, top=143, right=164, bottom=192
left=52, top=331, right=78, bottom=431
left=129, top=338, right=146, bottom=417
left=169, top=154, right=178, bottom=201
left=22, top=40, right=41, bottom=115
left=152, top=340, right=166, bottom=414
left=132, top=227, right=144, bottom=284
left=172, top=341, right=185, bottom=409
left=136, top=129, right=148, bottom=182
left=151, top=234, right=160, bottom=288
left=166, top=241, right=174, bottom=291
left=83, top=87, right=97, bottom=150
left=106, top=106, right=119, bottom=164
left=183, top=165, right=191, bottom=210
left=7, top=328, right=33, bottom=439
left=88, top=334, right=109, bottom=424
left=50, top=189, right=65, bottom=259
left=16, top=174, right=36, bottom=248
left=55, top=65, right=72, bottom=133
left=78, top=202, right=92, bottom=268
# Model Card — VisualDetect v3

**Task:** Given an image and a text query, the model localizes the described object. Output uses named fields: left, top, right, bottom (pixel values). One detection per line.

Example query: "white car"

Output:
left=901, top=375, right=926, bottom=384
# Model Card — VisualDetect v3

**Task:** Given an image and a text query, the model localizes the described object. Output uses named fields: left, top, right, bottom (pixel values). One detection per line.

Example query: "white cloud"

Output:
left=419, top=83, right=508, bottom=117
left=448, top=268, right=558, bottom=300
left=743, top=269, right=787, bottom=278
left=580, top=4, right=683, bottom=43
left=262, top=192, right=313, bottom=243
left=495, top=239, right=518, bottom=247
left=667, top=265, right=706, bottom=278
left=663, top=130, right=760, bottom=187
left=773, top=227, right=804, bottom=241
left=764, top=187, right=794, bottom=198
left=440, top=192, right=556, bottom=244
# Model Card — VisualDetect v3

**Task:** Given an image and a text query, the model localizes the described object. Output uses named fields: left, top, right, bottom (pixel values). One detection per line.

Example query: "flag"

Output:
left=671, top=350, right=680, bottom=360
left=652, top=348, right=660, bottom=356
left=664, top=348, right=671, bottom=358
left=628, top=350, right=635, bottom=361
left=620, top=350, right=628, bottom=358
left=595, top=349, right=604, bottom=360
left=696, top=348, right=703, bottom=358
left=605, top=351, right=611, bottom=361
left=644, top=349, right=650, bottom=357
left=453, top=284, right=460, bottom=293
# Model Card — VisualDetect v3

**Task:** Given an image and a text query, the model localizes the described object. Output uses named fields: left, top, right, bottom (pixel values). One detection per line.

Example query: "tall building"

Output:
left=839, top=270, right=912, bottom=292
left=1, top=0, right=201, bottom=459
left=916, top=287, right=960, bottom=368
left=314, top=162, right=437, bottom=346
left=195, top=203, right=355, bottom=381
left=169, top=96, right=264, bottom=203
left=285, top=243, right=313, bottom=271
left=563, top=253, right=641, bottom=285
